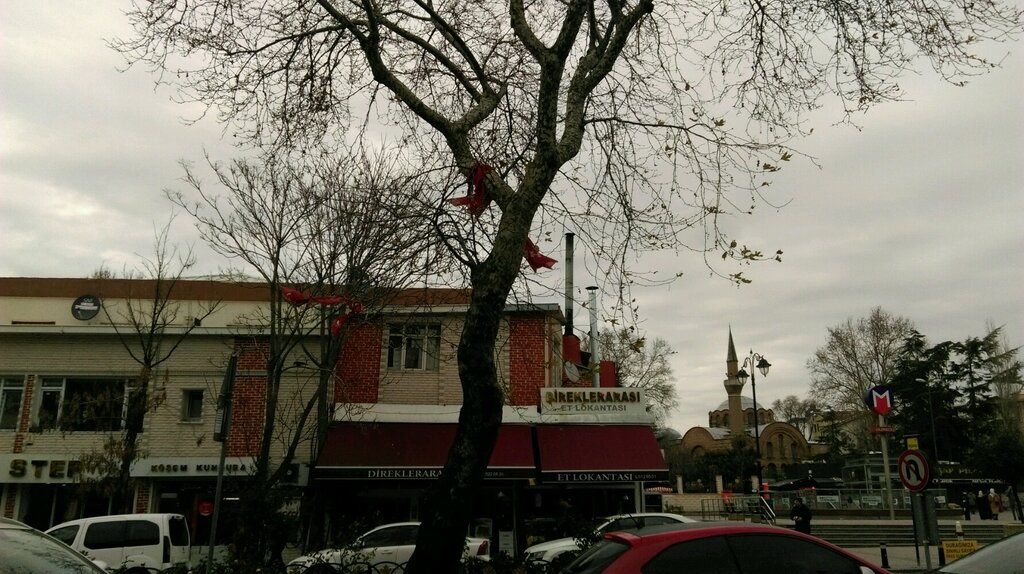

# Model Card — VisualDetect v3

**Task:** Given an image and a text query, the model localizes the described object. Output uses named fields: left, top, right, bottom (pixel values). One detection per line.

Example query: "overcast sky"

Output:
left=2, top=3, right=1021, bottom=435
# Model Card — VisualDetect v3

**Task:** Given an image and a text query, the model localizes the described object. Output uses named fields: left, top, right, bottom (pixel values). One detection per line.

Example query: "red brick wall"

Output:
left=335, top=322, right=382, bottom=403
left=228, top=340, right=269, bottom=457
left=227, top=375, right=267, bottom=456
left=509, top=316, right=548, bottom=405
left=134, top=485, right=150, bottom=513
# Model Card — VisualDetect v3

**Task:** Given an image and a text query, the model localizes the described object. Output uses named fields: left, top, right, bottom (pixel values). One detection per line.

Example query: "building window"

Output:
left=1, top=378, right=25, bottom=430
left=34, top=377, right=134, bottom=432
left=387, top=324, right=441, bottom=371
left=182, top=390, right=204, bottom=422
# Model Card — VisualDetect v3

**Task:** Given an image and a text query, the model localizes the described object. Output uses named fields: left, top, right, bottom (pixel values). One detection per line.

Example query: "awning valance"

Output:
left=535, top=424, right=669, bottom=483
left=316, top=423, right=535, bottom=480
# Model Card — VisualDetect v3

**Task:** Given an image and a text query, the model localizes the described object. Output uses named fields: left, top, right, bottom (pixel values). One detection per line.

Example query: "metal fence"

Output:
left=698, top=488, right=951, bottom=521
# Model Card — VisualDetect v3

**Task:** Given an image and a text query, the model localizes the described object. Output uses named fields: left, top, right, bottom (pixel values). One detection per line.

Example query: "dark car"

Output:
left=560, top=521, right=893, bottom=574
left=936, top=530, right=1024, bottom=574
left=0, top=517, right=107, bottom=574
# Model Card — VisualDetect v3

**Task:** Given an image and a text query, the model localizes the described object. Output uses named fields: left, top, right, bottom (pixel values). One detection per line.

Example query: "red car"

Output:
left=560, top=522, right=893, bottom=574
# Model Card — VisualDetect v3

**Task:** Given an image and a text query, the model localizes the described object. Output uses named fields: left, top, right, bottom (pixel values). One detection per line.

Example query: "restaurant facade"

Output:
left=0, top=276, right=667, bottom=555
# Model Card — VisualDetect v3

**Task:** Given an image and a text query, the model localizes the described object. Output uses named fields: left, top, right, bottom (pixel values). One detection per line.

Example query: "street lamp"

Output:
left=736, top=352, right=771, bottom=495
left=914, top=378, right=941, bottom=463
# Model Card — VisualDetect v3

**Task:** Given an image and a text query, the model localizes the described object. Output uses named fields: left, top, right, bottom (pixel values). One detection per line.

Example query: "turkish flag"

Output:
left=281, top=287, right=311, bottom=306
left=523, top=239, right=557, bottom=271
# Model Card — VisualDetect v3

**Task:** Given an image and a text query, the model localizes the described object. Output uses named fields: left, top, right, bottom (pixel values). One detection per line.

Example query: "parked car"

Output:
left=523, top=512, right=696, bottom=564
left=45, top=513, right=191, bottom=573
left=936, top=529, right=1024, bottom=574
left=286, top=521, right=491, bottom=573
left=0, top=517, right=108, bottom=574
left=560, top=521, right=893, bottom=574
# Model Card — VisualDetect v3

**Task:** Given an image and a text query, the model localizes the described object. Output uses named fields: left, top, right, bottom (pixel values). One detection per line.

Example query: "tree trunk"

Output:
left=406, top=261, right=512, bottom=573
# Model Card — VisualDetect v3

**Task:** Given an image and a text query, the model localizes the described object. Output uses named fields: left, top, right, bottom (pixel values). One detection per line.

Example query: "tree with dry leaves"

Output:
left=170, top=147, right=438, bottom=558
left=78, top=219, right=220, bottom=515
left=597, top=328, right=679, bottom=425
left=117, top=1, right=1022, bottom=570
left=807, top=307, right=915, bottom=450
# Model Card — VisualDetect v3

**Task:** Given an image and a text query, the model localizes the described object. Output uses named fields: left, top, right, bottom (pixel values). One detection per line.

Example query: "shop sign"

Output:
left=71, top=295, right=102, bottom=321
left=1, top=455, right=85, bottom=483
left=545, top=471, right=663, bottom=483
left=540, top=388, right=648, bottom=416
left=320, top=467, right=532, bottom=480
left=131, top=457, right=256, bottom=478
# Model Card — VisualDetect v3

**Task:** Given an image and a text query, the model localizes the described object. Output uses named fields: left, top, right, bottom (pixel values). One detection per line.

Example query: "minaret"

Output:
left=723, top=328, right=745, bottom=437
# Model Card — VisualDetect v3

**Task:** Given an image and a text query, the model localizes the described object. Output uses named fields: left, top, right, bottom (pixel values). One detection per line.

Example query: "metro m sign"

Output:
left=864, top=385, right=893, bottom=416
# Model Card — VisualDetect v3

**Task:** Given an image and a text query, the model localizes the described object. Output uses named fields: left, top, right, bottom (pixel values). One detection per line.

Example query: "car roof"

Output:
left=46, top=513, right=186, bottom=530
left=603, top=521, right=794, bottom=545
left=0, top=517, right=32, bottom=530
left=601, top=512, right=697, bottom=524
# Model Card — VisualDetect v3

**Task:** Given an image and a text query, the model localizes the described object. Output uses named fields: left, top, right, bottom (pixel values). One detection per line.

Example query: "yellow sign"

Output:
left=942, top=540, right=978, bottom=561
left=907, top=437, right=919, bottom=450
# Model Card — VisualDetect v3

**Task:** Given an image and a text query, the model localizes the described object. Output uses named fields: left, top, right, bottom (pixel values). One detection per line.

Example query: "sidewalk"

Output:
left=816, top=514, right=1023, bottom=573
left=845, top=543, right=947, bottom=573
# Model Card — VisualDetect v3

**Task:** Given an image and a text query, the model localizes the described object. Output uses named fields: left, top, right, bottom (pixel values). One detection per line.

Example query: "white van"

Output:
left=45, top=513, right=191, bottom=573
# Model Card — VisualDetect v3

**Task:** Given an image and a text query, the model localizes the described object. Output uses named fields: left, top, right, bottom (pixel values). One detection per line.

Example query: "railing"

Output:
left=758, top=497, right=776, bottom=524
left=699, top=494, right=776, bottom=523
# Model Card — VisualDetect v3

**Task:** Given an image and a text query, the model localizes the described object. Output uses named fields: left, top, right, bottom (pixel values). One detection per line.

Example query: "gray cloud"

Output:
left=1, top=2, right=1020, bottom=435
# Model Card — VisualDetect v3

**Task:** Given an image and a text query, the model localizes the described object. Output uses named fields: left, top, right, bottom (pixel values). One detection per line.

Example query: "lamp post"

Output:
left=914, top=378, right=941, bottom=463
left=736, top=352, right=771, bottom=495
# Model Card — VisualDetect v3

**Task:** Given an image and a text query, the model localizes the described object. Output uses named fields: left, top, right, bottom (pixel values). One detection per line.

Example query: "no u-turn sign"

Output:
left=898, top=450, right=931, bottom=492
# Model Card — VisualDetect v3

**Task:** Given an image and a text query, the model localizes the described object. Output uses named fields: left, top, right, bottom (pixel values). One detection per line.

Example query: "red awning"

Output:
left=535, top=424, right=669, bottom=483
left=316, top=423, right=535, bottom=480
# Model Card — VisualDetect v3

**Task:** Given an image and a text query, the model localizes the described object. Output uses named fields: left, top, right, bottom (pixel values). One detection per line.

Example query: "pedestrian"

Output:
left=989, top=488, right=1001, bottom=520
left=976, top=490, right=991, bottom=520
left=961, top=492, right=971, bottom=520
left=791, top=497, right=812, bottom=535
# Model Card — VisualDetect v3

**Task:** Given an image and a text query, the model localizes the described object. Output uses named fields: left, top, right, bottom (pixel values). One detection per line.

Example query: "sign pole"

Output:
left=207, top=354, right=237, bottom=570
left=879, top=413, right=895, bottom=520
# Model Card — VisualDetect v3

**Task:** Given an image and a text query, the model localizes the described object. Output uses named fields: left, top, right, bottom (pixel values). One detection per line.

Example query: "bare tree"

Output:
left=78, top=218, right=219, bottom=514
left=169, top=147, right=436, bottom=559
left=807, top=307, right=915, bottom=450
left=769, top=395, right=818, bottom=439
left=117, top=2, right=1022, bottom=570
left=597, top=328, right=679, bottom=425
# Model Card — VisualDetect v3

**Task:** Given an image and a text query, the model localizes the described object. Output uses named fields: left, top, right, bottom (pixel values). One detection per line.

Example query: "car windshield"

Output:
left=0, top=527, right=105, bottom=574
left=939, top=531, right=1024, bottom=574
left=561, top=539, right=630, bottom=574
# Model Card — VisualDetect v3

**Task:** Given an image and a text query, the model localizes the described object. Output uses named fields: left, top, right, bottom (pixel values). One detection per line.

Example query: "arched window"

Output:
left=791, top=441, right=799, bottom=461
left=778, top=436, right=785, bottom=459
left=766, top=441, right=775, bottom=459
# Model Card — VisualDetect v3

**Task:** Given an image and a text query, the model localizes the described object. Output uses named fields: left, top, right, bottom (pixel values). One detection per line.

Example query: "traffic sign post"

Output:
left=900, top=449, right=938, bottom=571
left=865, top=386, right=897, bottom=520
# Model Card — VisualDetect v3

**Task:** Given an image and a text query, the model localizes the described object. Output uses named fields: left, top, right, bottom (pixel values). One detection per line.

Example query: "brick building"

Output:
left=0, top=276, right=667, bottom=555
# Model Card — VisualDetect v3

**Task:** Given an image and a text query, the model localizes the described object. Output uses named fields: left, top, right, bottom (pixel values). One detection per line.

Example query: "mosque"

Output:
left=676, top=330, right=829, bottom=487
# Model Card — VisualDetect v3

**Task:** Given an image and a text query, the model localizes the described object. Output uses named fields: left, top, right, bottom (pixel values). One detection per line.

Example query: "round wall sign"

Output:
left=71, top=295, right=102, bottom=321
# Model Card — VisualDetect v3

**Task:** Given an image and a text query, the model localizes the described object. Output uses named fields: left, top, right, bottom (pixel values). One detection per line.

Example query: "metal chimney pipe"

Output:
left=587, top=286, right=600, bottom=387
left=564, top=233, right=574, bottom=335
